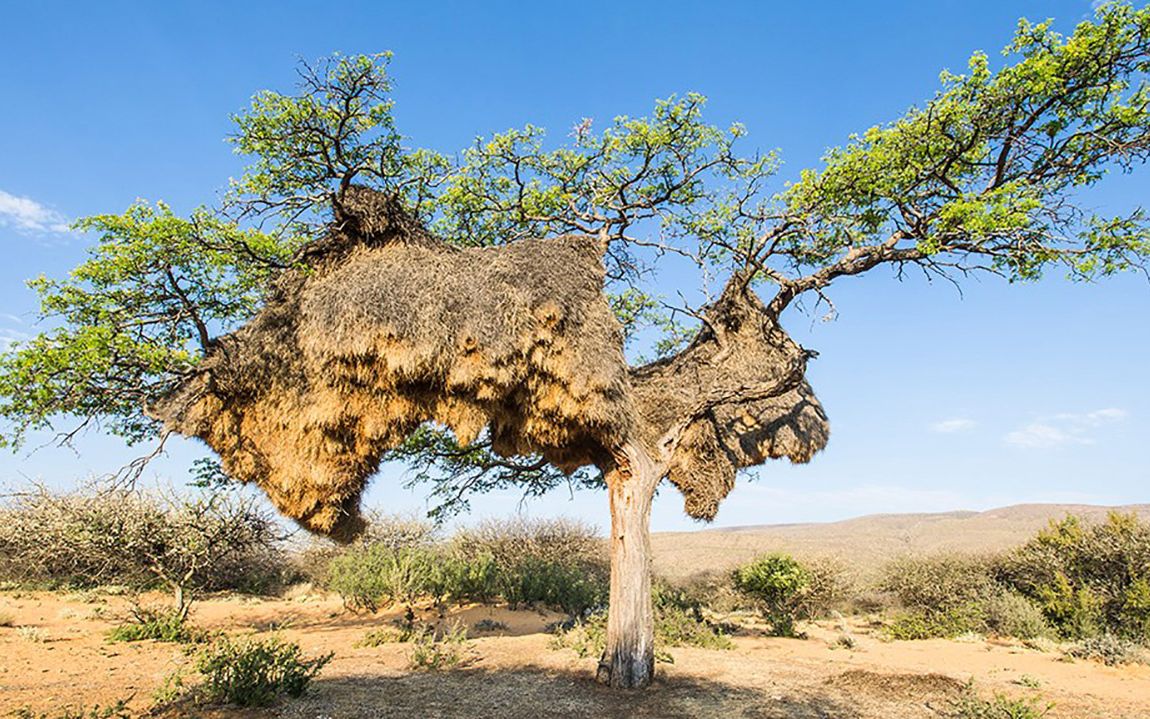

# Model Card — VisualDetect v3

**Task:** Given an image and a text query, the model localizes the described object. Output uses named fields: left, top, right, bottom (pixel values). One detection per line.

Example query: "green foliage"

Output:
left=0, top=204, right=293, bottom=448
left=732, top=553, right=813, bottom=636
left=228, top=53, right=448, bottom=229
left=879, top=554, right=1022, bottom=640
left=881, top=554, right=997, bottom=611
left=106, top=604, right=206, bottom=644
left=784, top=2, right=1150, bottom=283
left=949, top=681, right=1052, bottom=719
left=884, top=607, right=984, bottom=641
left=1064, top=634, right=1148, bottom=666
left=407, top=622, right=470, bottom=671
left=325, top=545, right=441, bottom=612
left=5, top=4, right=1150, bottom=521
left=356, top=627, right=405, bottom=647
left=652, top=583, right=734, bottom=650
left=194, top=634, right=332, bottom=707
left=495, top=556, right=607, bottom=616
left=549, top=611, right=607, bottom=659
left=324, top=519, right=609, bottom=616
left=981, top=592, right=1053, bottom=641
left=998, top=512, right=1150, bottom=641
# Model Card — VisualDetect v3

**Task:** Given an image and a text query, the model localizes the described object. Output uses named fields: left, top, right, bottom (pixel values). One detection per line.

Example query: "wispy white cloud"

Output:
left=931, top=418, right=977, bottom=433
left=0, top=327, right=29, bottom=352
left=0, top=314, right=30, bottom=352
left=1004, top=408, right=1128, bottom=449
left=0, top=190, right=71, bottom=234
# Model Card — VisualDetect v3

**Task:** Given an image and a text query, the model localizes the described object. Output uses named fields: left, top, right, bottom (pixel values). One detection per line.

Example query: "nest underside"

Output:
left=151, top=187, right=830, bottom=539
left=153, top=225, right=632, bottom=540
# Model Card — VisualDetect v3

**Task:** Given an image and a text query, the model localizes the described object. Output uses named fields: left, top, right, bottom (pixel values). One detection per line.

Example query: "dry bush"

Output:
left=450, top=517, right=604, bottom=568
left=0, top=484, right=288, bottom=607
left=880, top=553, right=998, bottom=612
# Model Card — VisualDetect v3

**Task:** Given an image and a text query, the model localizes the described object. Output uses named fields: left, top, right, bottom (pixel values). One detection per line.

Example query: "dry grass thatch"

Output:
left=631, top=283, right=829, bottom=520
left=151, top=186, right=828, bottom=539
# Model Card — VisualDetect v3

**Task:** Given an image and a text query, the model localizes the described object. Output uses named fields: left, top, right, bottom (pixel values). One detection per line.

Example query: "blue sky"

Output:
left=0, top=0, right=1146, bottom=533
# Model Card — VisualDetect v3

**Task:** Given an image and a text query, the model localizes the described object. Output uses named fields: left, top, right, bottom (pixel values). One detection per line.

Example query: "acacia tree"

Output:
left=3, top=5, right=1150, bottom=688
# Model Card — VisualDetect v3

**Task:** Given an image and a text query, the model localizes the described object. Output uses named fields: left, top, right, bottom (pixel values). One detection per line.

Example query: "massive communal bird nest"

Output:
left=151, top=186, right=828, bottom=540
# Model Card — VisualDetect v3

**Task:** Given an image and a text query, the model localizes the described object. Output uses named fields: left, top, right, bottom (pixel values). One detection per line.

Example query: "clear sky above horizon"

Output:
left=0, top=0, right=1146, bottom=533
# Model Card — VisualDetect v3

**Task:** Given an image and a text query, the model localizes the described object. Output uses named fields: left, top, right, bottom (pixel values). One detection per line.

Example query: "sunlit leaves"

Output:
left=783, top=2, right=1150, bottom=283
left=0, top=203, right=293, bottom=447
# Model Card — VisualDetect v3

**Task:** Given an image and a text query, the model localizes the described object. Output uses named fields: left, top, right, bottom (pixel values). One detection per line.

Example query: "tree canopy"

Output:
left=2, top=4, right=1149, bottom=511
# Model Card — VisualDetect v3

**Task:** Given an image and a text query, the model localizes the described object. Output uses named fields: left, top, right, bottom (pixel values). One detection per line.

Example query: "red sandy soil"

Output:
left=1, top=588, right=1147, bottom=718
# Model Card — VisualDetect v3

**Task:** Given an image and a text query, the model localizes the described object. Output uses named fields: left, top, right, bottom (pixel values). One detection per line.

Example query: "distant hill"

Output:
left=650, top=503, right=1150, bottom=581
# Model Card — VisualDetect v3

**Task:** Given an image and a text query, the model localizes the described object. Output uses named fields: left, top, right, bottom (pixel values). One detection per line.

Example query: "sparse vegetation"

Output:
left=998, top=512, right=1150, bottom=642
left=949, top=681, right=1053, bottom=719
left=17, top=625, right=46, bottom=643
left=551, top=583, right=734, bottom=659
left=878, top=513, right=1150, bottom=645
left=1064, top=634, right=1148, bottom=666
left=194, top=634, right=333, bottom=707
left=106, top=603, right=207, bottom=644
left=10, top=700, right=132, bottom=719
left=324, top=517, right=608, bottom=616
left=408, top=622, right=471, bottom=671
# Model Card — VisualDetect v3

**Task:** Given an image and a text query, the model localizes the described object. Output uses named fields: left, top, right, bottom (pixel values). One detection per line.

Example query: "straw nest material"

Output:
left=630, top=283, right=829, bottom=520
left=151, top=186, right=829, bottom=539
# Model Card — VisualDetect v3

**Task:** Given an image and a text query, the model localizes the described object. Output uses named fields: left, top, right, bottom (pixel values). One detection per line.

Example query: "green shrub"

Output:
left=877, top=554, right=1049, bottom=641
left=434, top=552, right=500, bottom=604
left=324, top=519, right=607, bottom=616
left=884, top=606, right=982, bottom=640
left=356, top=627, right=404, bottom=647
left=497, top=556, right=607, bottom=616
left=549, top=611, right=607, bottom=658
left=106, top=604, right=206, bottom=644
left=732, top=553, right=813, bottom=636
left=408, top=622, right=470, bottom=671
left=195, top=635, right=333, bottom=707
left=982, top=592, right=1053, bottom=640
left=325, top=544, right=441, bottom=612
left=949, top=681, right=1052, bottom=719
left=1064, top=634, right=1148, bottom=666
left=652, top=581, right=734, bottom=649
left=998, top=512, right=1150, bottom=642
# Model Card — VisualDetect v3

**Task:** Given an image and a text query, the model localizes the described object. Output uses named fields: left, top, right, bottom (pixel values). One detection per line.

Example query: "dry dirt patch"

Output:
left=1, top=591, right=1148, bottom=719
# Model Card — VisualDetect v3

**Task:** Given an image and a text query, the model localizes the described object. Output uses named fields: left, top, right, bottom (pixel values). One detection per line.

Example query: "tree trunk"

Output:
left=597, top=443, right=661, bottom=689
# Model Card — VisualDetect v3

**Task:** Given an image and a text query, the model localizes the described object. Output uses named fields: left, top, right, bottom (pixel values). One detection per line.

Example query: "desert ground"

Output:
left=3, top=504, right=1149, bottom=719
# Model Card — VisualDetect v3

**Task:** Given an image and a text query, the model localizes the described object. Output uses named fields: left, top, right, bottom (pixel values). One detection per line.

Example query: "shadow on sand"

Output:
left=274, top=665, right=864, bottom=719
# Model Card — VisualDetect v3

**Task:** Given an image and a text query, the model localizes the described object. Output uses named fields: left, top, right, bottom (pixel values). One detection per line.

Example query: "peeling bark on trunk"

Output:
left=597, top=443, right=661, bottom=689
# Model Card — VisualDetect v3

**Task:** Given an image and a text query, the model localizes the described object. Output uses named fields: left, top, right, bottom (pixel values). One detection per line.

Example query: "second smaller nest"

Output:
left=151, top=188, right=632, bottom=540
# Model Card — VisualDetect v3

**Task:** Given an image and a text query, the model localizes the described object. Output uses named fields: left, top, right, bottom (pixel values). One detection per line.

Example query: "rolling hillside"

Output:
left=651, top=503, right=1150, bottom=580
